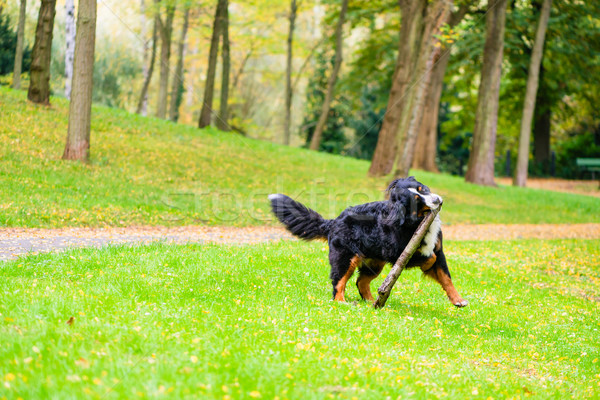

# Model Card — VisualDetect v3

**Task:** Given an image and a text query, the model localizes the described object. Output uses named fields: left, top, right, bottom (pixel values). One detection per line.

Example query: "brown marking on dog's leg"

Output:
left=424, top=267, right=468, bottom=307
left=418, top=254, right=437, bottom=272
left=334, top=255, right=361, bottom=302
left=356, top=260, right=385, bottom=302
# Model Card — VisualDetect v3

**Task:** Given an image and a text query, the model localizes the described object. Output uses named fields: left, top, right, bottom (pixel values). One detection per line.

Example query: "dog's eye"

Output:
left=418, top=186, right=422, bottom=192
left=414, top=195, right=419, bottom=200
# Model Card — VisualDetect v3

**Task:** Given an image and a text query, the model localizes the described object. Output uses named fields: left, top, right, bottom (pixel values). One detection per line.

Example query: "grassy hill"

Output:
left=1, top=86, right=598, bottom=228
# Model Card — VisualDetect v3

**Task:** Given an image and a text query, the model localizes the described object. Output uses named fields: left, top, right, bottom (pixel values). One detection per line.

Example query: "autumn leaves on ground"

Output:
left=1, top=87, right=600, bottom=398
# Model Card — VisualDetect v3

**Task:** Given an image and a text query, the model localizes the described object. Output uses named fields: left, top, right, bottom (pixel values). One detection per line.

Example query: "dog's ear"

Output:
left=386, top=179, right=400, bottom=194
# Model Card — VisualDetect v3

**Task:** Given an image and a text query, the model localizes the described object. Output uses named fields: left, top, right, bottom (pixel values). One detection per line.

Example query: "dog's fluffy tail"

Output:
left=269, top=194, right=331, bottom=241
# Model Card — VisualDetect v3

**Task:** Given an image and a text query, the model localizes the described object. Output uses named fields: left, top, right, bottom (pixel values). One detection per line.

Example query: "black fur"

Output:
left=269, top=177, right=467, bottom=307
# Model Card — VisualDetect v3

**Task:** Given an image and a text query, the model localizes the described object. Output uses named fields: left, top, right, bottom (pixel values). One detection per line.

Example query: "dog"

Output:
left=269, top=177, right=468, bottom=307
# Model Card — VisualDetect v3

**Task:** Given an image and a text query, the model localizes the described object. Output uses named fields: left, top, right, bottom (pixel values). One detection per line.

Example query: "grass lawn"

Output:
left=1, top=86, right=599, bottom=228
left=1, top=239, right=599, bottom=399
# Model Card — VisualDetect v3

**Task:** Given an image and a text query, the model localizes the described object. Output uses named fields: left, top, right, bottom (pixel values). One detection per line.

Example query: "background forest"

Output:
left=0, top=0, right=599, bottom=181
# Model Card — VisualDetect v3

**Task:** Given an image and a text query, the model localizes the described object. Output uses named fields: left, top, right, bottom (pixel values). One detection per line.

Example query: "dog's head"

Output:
left=386, top=177, right=442, bottom=224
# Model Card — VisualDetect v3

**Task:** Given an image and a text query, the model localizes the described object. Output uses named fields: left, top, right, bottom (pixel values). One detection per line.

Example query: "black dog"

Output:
left=269, top=177, right=467, bottom=307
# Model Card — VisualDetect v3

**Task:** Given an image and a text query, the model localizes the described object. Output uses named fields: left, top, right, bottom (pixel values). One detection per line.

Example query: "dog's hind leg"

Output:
left=329, top=248, right=361, bottom=302
left=422, top=250, right=468, bottom=307
left=356, top=259, right=385, bottom=302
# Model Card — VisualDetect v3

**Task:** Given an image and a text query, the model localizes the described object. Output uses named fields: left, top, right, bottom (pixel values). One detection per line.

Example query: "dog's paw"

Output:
left=453, top=299, right=468, bottom=308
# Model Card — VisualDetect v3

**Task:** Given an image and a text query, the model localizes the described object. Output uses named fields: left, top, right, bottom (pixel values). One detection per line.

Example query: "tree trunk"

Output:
left=283, top=0, right=297, bottom=145
left=11, top=0, right=27, bottom=89
left=465, top=0, right=508, bottom=186
left=309, top=0, right=348, bottom=151
left=216, top=2, right=230, bottom=131
left=412, top=5, right=469, bottom=172
left=411, top=53, right=447, bottom=172
left=137, top=14, right=158, bottom=115
left=168, top=6, right=189, bottom=122
left=62, top=0, right=97, bottom=162
left=64, top=0, right=75, bottom=99
left=533, top=100, right=551, bottom=164
left=155, top=3, right=175, bottom=119
left=27, top=0, right=57, bottom=105
left=199, top=0, right=226, bottom=128
left=394, top=0, right=452, bottom=178
left=368, top=0, right=427, bottom=176
left=533, top=64, right=551, bottom=165
left=514, top=0, right=551, bottom=187
left=139, top=0, right=149, bottom=115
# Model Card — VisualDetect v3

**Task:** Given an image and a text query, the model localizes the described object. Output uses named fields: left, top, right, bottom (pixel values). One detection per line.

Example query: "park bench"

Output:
left=576, top=158, right=600, bottom=180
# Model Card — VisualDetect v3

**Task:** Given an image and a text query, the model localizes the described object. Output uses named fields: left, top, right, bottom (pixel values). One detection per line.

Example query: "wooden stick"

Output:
left=373, top=203, right=442, bottom=309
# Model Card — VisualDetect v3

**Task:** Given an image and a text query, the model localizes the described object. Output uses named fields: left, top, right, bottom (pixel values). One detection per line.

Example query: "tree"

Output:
left=156, top=2, right=175, bottom=119
left=309, top=0, right=348, bottom=151
left=283, top=0, right=297, bottom=145
left=137, top=10, right=158, bottom=115
left=169, top=5, right=190, bottom=122
left=369, top=0, right=451, bottom=177
left=514, top=0, right=551, bottom=187
left=368, top=0, right=427, bottom=176
left=62, top=0, right=97, bottom=161
left=412, top=4, right=470, bottom=172
left=216, top=1, right=230, bottom=131
left=465, top=0, right=508, bottom=186
left=199, top=0, right=226, bottom=128
left=65, top=0, right=75, bottom=98
left=393, top=0, right=452, bottom=178
left=27, top=0, right=57, bottom=105
left=11, top=0, right=26, bottom=89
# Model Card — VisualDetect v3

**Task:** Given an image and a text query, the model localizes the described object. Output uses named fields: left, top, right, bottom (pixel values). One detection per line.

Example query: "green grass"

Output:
left=1, top=86, right=599, bottom=228
left=1, top=240, right=599, bottom=398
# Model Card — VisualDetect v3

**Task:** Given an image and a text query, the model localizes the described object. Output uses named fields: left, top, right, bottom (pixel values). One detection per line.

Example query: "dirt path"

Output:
left=1, top=224, right=599, bottom=261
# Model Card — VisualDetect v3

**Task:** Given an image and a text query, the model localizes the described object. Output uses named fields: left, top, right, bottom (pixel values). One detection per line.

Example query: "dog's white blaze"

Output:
left=419, top=214, right=442, bottom=256
left=407, top=188, right=442, bottom=209
left=268, top=194, right=283, bottom=201
left=406, top=188, right=443, bottom=256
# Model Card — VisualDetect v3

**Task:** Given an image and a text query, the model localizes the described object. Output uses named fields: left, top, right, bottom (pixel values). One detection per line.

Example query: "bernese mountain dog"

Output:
left=269, top=177, right=468, bottom=307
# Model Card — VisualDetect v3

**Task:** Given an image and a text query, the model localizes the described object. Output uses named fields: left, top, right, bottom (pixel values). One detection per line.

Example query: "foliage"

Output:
left=345, top=85, right=384, bottom=160
left=1, top=239, right=600, bottom=398
left=0, top=13, right=31, bottom=76
left=554, top=126, right=600, bottom=179
left=301, top=50, right=350, bottom=154
left=91, top=41, right=142, bottom=109
left=1, top=86, right=600, bottom=228
left=442, top=0, right=600, bottom=178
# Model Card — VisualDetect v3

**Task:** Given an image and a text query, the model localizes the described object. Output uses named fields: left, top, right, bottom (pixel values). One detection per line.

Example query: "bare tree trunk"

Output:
left=139, top=0, right=149, bottom=115
left=64, top=0, right=75, bottom=98
left=27, top=0, right=57, bottom=105
left=62, top=0, right=97, bottom=162
left=412, top=5, right=470, bottom=172
left=411, top=53, right=447, bottom=172
left=514, top=0, right=551, bottom=187
left=309, top=0, right=348, bottom=151
left=199, top=0, right=226, bottom=128
left=283, top=0, right=297, bottom=145
left=368, top=0, right=427, bottom=176
left=169, top=6, right=189, bottom=122
left=394, top=0, right=452, bottom=178
left=533, top=96, right=551, bottom=163
left=231, top=48, right=252, bottom=93
left=155, top=3, right=175, bottom=119
left=137, top=14, right=158, bottom=115
left=465, top=0, right=508, bottom=186
left=216, top=2, right=230, bottom=131
left=11, top=0, right=27, bottom=89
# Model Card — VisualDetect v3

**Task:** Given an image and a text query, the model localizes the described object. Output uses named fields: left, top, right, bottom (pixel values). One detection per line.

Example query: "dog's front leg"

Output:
left=421, top=253, right=468, bottom=307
